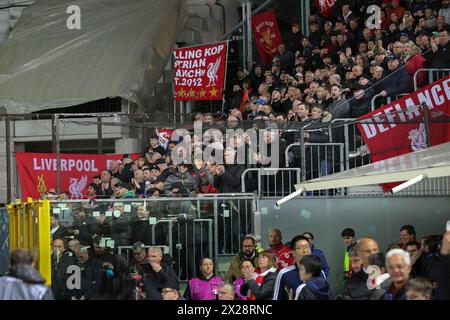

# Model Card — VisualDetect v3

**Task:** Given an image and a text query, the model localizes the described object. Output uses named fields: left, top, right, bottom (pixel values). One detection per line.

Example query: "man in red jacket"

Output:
left=266, top=228, right=293, bottom=270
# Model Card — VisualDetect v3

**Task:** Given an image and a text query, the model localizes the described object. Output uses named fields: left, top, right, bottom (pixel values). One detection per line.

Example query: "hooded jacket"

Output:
left=0, top=264, right=53, bottom=300
left=295, top=276, right=330, bottom=300
left=164, top=170, right=196, bottom=196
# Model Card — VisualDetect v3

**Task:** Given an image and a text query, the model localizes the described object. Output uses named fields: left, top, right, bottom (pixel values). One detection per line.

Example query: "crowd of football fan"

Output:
left=2, top=0, right=450, bottom=301
left=40, top=0, right=450, bottom=200
left=1, top=224, right=449, bottom=300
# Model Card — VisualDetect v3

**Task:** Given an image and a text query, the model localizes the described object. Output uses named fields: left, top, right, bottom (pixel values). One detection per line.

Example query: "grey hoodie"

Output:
left=0, top=264, right=54, bottom=300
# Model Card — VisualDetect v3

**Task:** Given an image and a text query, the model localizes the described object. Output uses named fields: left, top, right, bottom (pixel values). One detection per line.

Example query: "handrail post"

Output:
left=344, top=123, right=350, bottom=170
left=421, top=102, right=431, bottom=148
left=300, top=127, right=306, bottom=181
left=371, top=93, right=380, bottom=112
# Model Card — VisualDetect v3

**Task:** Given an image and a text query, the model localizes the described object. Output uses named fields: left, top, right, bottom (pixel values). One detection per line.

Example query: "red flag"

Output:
left=155, top=128, right=175, bottom=148
left=252, top=11, right=283, bottom=67
left=315, top=0, right=337, bottom=18
left=357, top=76, right=450, bottom=191
left=15, top=152, right=138, bottom=200
left=173, top=42, right=228, bottom=101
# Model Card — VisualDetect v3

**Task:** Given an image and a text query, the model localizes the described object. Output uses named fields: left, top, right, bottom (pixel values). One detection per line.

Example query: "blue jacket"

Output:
left=381, top=66, right=410, bottom=97
left=273, top=265, right=302, bottom=300
left=312, top=246, right=330, bottom=278
left=295, top=276, right=331, bottom=300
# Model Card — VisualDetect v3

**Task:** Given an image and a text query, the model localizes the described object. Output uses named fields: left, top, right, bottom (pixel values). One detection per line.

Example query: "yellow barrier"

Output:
left=6, top=199, right=51, bottom=285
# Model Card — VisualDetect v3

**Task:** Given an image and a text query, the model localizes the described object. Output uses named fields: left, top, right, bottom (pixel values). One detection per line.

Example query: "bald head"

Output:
left=268, top=228, right=282, bottom=247
left=357, top=238, right=380, bottom=268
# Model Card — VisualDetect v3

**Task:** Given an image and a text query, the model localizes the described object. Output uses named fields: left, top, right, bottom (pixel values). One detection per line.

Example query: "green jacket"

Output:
left=120, top=191, right=136, bottom=199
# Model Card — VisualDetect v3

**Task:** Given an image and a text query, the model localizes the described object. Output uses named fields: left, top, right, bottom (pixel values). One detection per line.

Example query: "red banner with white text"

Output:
left=156, top=128, right=175, bottom=148
left=357, top=76, right=450, bottom=191
left=315, top=0, right=336, bottom=18
left=252, top=11, right=283, bottom=66
left=15, top=152, right=137, bottom=200
left=173, top=42, right=228, bottom=101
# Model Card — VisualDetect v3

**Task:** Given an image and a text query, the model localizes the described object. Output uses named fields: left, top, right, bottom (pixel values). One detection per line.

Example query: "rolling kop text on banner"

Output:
left=173, top=41, right=228, bottom=101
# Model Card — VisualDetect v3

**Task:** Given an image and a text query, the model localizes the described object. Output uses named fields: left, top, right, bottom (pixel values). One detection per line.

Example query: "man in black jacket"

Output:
left=142, top=246, right=178, bottom=300
left=92, top=236, right=129, bottom=300
left=74, top=247, right=102, bottom=300
left=0, top=249, right=54, bottom=300
left=130, top=205, right=153, bottom=245
left=434, top=231, right=450, bottom=299
left=51, top=214, right=67, bottom=241
left=350, top=84, right=374, bottom=117
left=343, top=238, right=380, bottom=300
left=213, top=148, right=245, bottom=193
left=431, top=30, right=450, bottom=68
left=379, top=54, right=410, bottom=99
left=304, top=104, right=332, bottom=181
left=70, top=208, right=95, bottom=246
left=51, top=238, right=77, bottom=300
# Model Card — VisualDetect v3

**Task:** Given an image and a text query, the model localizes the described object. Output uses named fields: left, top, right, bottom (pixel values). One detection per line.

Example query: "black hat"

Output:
left=115, top=181, right=129, bottom=189
left=145, top=188, right=160, bottom=196
left=153, top=176, right=166, bottom=184
left=387, top=54, right=399, bottom=61
left=154, top=158, right=167, bottom=165
left=122, top=154, right=132, bottom=159
left=171, top=182, right=188, bottom=195
left=149, top=165, right=160, bottom=172
left=161, top=280, right=180, bottom=292
left=256, top=110, right=267, bottom=117
left=370, top=60, right=380, bottom=66
left=341, top=228, right=355, bottom=237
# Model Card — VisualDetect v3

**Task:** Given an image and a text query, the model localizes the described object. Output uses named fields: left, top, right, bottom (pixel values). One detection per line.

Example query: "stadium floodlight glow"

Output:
left=391, top=174, right=426, bottom=194
left=275, top=187, right=305, bottom=207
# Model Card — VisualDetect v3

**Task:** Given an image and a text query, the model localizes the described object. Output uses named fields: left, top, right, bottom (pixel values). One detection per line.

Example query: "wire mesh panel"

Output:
left=47, top=195, right=255, bottom=295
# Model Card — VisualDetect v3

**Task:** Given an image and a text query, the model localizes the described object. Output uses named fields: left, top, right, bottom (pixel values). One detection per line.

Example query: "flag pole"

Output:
left=222, top=40, right=230, bottom=114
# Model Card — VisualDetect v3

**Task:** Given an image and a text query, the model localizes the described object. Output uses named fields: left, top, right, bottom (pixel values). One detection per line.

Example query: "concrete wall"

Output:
left=259, top=196, right=450, bottom=296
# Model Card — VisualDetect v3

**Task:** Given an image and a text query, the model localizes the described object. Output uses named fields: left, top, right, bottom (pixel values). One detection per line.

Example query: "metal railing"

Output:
left=413, top=68, right=450, bottom=90
left=286, top=143, right=344, bottom=178
left=241, top=167, right=301, bottom=197
left=371, top=93, right=409, bottom=111
left=220, top=0, right=275, bottom=41
left=49, top=194, right=257, bottom=283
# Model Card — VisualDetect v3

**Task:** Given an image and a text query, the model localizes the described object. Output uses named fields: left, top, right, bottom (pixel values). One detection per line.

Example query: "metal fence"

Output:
left=241, top=167, right=301, bottom=197
left=49, top=194, right=257, bottom=283
left=285, top=142, right=344, bottom=196
left=371, top=93, right=409, bottom=112
left=413, top=68, right=450, bottom=90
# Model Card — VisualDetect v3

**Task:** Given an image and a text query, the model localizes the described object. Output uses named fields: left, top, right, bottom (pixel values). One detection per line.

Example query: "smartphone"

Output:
left=447, top=220, right=450, bottom=232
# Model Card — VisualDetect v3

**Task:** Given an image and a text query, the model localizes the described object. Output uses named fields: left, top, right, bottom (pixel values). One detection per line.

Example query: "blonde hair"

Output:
left=404, top=41, right=422, bottom=55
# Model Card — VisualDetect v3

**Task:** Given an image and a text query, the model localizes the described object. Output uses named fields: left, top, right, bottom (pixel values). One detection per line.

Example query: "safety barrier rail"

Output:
left=241, top=167, right=301, bottom=197
left=371, top=93, right=409, bottom=112
left=413, top=68, right=450, bottom=90
left=6, top=199, right=51, bottom=285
